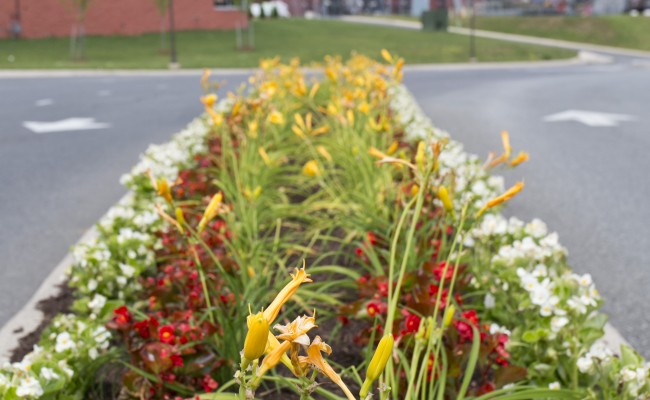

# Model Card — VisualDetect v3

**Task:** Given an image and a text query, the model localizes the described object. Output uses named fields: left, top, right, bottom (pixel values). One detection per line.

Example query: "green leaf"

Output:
left=620, top=344, right=642, bottom=367
left=457, top=325, right=481, bottom=400
left=521, top=330, right=540, bottom=343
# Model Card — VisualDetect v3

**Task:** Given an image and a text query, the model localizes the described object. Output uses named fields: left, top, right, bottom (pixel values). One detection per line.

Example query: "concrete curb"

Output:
left=0, top=227, right=99, bottom=364
left=0, top=68, right=254, bottom=79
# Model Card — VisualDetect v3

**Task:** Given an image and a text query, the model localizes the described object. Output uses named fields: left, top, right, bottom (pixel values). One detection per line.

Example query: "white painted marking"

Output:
left=23, top=118, right=111, bottom=134
left=35, top=98, right=53, bottom=107
left=98, top=90, right=112, bottom=97
left=543, top=110, right=637, bottom=127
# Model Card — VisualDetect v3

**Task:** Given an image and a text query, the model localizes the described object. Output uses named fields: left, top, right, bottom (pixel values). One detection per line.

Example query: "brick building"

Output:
left=0, top=0, right=248, bottom=39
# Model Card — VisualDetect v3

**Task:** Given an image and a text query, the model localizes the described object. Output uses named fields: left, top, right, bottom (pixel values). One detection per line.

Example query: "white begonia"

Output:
left=577, top=273, right=593, bottom=287
left=0, top=373, right=9, bottom=387
left=87, top=279, right=98, bottom=291
left=58, top=361, right=74, bottom=377
left=116, top=276, right=128, bottom=287
left=489, top=323, right=511, bottom=336
left=577, top=356, right=594, bottom=373
left=507, top=217, right=524, bottom=234
left=16, top=376, right=44, bottom=398
left=55, top=332, right=76, bottom=353
left=548, top=382, right=560, bottom=390
left=88, top=294, right=107, bottom=312
left=89, top=347, right=99, bottom=360
left=532, top=264, right=548, bottom=277
left=525, top=219, right=548, bottom=238
left=484, top=293, right=496, bottom=309
left=119, top=263, right=136, bottom=278
left=550, top=316, right=569, bottom=333
left=40, top=367, right=60, bottom=381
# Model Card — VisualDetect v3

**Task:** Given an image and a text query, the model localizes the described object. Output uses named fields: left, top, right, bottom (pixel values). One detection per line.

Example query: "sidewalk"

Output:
left=339, top=15, right=650, bottom=59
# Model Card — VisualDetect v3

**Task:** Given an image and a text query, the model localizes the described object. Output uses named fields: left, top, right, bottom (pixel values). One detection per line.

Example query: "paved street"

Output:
left=1, top=57, right=649, bottom=356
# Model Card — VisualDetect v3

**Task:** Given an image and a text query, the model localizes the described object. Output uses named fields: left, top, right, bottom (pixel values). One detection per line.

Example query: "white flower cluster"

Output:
left=0, top=314, right=102, bottom=398
left=1, top=112, right=216, bottom=398
left=577, top=342, right=614, bottom=374
left=620, top=365, right=649, bottom=397
left=120, top=117, right=210, bottom=187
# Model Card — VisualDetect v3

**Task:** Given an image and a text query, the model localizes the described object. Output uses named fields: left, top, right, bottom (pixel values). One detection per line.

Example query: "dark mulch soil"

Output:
left=10, top=282, right=74, bottom=362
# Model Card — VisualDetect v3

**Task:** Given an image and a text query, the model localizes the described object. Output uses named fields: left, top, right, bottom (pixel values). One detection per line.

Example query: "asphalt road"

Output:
left=1, top=57, right=649, bottom=356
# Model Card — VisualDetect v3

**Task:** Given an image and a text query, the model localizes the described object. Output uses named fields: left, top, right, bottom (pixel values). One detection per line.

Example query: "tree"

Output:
left=152, top=0, right=170, bottom=53
left=64, top=0, right=94, bottom=60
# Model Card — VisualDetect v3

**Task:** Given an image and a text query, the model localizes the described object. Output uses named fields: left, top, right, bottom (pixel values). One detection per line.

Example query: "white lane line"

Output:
left=543, top=110, right=637, bottom=127
left=23, top=118, right=111, bottom=134
left=35, top=99, right=54, bottom=107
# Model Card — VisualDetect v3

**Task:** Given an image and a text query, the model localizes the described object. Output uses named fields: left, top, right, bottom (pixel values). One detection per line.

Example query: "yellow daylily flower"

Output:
left=510, top=151, right=529, bottom=167
left=267, top=110, right=285, bottom=125
left=274, top=314, right=317, bottom=346
left=263, top=266, right=312, bottom=324
left=299, top=336, right=355, bottom=400
left=200, top=93, right=217, bottom=108
left=302, top=160, right=321, bottom=177
left=476, top=181, right=525, bottom=217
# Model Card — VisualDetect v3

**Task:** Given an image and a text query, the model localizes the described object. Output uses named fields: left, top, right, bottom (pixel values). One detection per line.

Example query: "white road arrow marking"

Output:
left=23, top=118, right=111, bottom=134
left=543, top=110, right=637, bottom=127
left=35, top=99, right=53, bottom=107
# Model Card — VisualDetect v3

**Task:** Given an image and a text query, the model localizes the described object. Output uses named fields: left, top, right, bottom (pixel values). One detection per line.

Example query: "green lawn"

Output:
left=464, top=15, right=650, bottom=51
left=0, top=19, right=574, bottom=69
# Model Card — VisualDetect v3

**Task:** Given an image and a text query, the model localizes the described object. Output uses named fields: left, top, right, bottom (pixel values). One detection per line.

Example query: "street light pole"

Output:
left=469, top=0, right=476, bottom=62
left=168, top=0, right=178, bottom=68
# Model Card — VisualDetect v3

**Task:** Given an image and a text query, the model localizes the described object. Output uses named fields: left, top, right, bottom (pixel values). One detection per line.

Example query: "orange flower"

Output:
left=510, top=151, right=529, bottom=167
left=476, top=181, right=524, bottom=217
left=263, top=266, right=312, bottom=324
left=299, top=336, right=355, bottom=400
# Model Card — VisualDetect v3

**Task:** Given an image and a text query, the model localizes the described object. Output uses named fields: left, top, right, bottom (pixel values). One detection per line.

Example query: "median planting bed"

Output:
left=1, top=54, right=648, bottom=400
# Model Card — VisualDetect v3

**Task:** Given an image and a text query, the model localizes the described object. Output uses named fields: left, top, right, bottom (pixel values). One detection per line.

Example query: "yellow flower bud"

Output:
left=157, top=178, right=173, bottom=204
left=437, top=186, right=454, bottom=214
left=380, top=49, right=394, bottom=64
left=242, top=312, right=270, bottom=367
left=476, top=181, right=524, bottom=217
left=415, top=141, right=426, bottom=171
left=200, top=94, right=217, bottom=108
left=387, top=141, right=399, bottom=156
left=360, top=334, right=394, bottom=398
left=411, top=184, right=419, bottom=197
left=198, top=192, right=223, bottom=233
left=302, top=160, right=321, bottom=177
left=174, top=207, right=185, bottom=234
left=443, top=304, right=456, bottom=328
left=317, top=146, right=332, bottom=161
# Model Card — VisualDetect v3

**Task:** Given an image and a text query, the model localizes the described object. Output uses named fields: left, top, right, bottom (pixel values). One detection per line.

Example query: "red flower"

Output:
left=159, top=325, right=176, bottom=344
left=404, top=313, right=421, bottom=334
left=112, top=306, right=132, bottom=328
left=366, top=302, right=386, bottom=317
left=432, top=261, right=454, bottom=282
left=201, top=375, right=219, bottom=393
left=134, top=320, right=151, bottom=339
left=377, top=281, right=389, bottom=298
left=170, top=354, right=184, bottom=367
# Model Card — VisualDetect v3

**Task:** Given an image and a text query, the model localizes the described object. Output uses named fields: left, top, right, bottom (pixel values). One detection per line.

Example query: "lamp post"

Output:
left=469, top=0, right=476, bottom=62
left=168, top=0, right=179, bottom=68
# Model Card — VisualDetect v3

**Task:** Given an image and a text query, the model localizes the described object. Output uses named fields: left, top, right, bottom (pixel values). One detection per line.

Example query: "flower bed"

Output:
left=1, top=54, right=648, bottom=400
